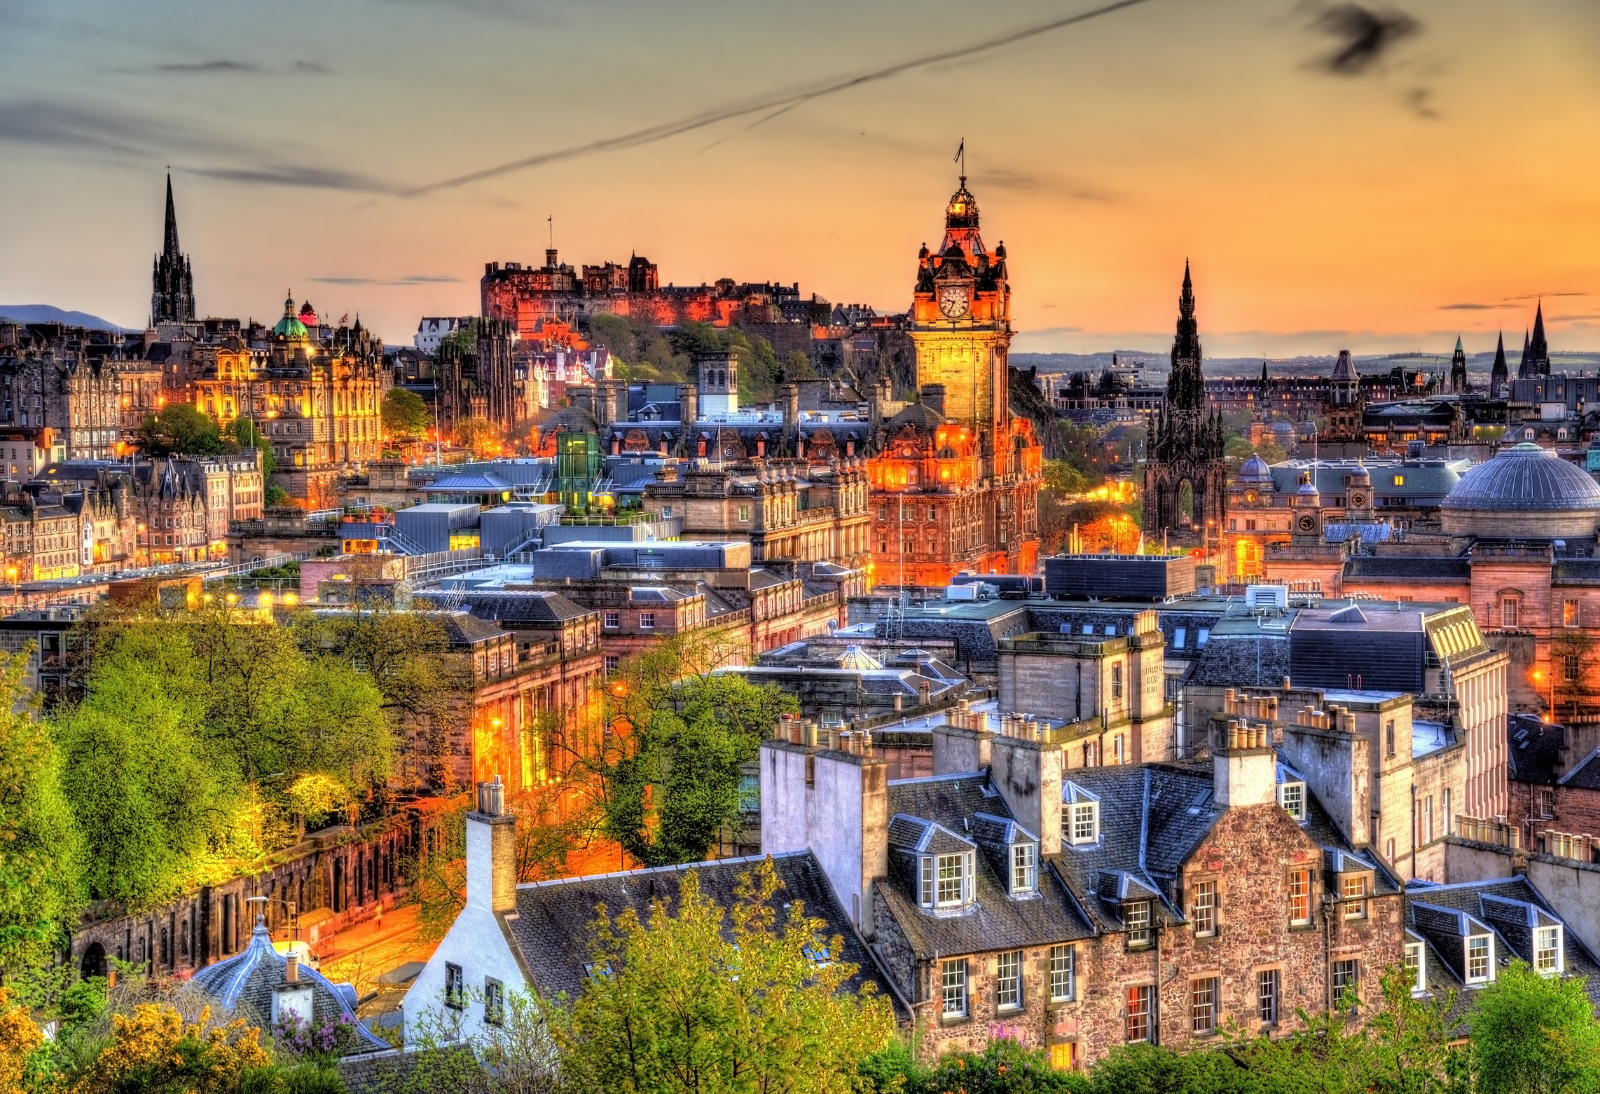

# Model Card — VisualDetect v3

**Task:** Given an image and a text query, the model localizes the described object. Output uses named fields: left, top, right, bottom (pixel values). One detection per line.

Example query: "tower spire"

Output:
left=163, top=173, right=180, bottom=259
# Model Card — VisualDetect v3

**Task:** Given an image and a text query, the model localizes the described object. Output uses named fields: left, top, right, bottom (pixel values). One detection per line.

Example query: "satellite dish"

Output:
left=826, top=618, right=838, bottom=632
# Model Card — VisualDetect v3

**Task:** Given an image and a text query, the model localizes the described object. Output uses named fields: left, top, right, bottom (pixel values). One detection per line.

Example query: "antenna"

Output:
left=548, top=215, right=553, bottom=250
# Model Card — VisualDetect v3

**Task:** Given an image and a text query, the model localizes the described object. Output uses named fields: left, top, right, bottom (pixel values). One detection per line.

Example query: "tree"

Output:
left=455, top=417, right=502, bottom=458
left=782, top=350, right=818, bottom=382
left=223, top=419, right=276, bottom=476
left=0, top=647, right=84, bottom=975
left=382, top=388, right=432, bottom=441
left=590, top=632, right=795, bottom=867
left=552, top=858, right=895, bottom=1094
left=66, top=1002, right=272, bottom=1094
left=1469, top=961, right=1600, bottom=1094
left=137, top=404, right=224, bottom=456
left=917, top=1040, right=1088, bottom=1094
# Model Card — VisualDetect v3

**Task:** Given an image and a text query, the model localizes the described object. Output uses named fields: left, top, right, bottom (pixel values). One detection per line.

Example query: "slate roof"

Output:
left=875, top=773, right=1092, bottom=957
left=503, top=851, right=904, bottom=1013
left=428, top=472, right=513, bottom=492
left=428, top=609, right=509, bottom=645
left=1508, top=714, right=1566, bottom=785
left=1187, top=634, right=1291, bottom=687
left=1345, top=556, right=1472, bottom=581
left=456, top=591, right=594, bottom=625
left=1404, top=877, right=1600, bottom=1017
left=189, top=920, right=389, bottom=1053
left=1444, top=444, right=1600, bottom=513
left=1559, top=744, right=1600, bottom=791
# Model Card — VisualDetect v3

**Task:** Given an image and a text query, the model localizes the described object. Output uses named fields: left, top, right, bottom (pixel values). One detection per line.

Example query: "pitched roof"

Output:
left=1509, top=714, right=1566, bottom=786
left=503, top=851, right=902, bottom=1012
left=456, top=591, right=593, bottom=625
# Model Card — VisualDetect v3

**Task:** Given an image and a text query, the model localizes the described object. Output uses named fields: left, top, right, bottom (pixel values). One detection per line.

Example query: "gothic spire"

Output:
left=163, top=173, right=180, bottom=259
left=1167, top=261, right=1204, bottom=414
left=1179, top=259, right=1195, bottom=320
left=1531, top=300, right=1549, bottom=360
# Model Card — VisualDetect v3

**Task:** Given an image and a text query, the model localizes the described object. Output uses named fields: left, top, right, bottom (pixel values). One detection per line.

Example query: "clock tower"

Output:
left=909, top=176, right=1011, bottom=474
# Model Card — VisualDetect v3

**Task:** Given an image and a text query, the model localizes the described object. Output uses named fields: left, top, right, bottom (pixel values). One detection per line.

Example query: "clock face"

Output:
left=1244, top=490, right=1257, bottom=503
left=938, top=285, right=971, bottom=319
left=1298, top=514, right=1316, bottom=533
left=1350, top=492, right=1367, bottom=508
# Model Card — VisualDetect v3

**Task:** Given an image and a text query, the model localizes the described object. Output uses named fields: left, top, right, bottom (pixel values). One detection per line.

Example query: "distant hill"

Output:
left=0, top=305, right=131, bottom=331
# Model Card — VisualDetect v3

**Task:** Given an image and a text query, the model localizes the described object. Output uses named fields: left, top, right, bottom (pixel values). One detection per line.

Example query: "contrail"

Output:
left=405, top=0, right=1163, bottom=197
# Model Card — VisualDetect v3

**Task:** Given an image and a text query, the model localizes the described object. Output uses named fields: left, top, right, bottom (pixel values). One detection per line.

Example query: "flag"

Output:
left=340, top=313, right=349, bottom=325
left=953, top=138, right=964, bottom=163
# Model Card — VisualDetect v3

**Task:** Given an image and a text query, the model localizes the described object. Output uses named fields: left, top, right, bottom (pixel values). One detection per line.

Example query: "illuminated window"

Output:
left=1048, top=1042, right=1078, bottom=1070
left=1565, top=599, right=1580, bottom=627
left=1288, top=869, right=1312, bottom=925
left=1125, top=985, right=1152, bottom=1042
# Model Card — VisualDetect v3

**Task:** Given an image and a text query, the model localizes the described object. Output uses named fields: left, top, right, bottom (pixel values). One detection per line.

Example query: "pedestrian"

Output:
left=374, top=901, right=383, bottom=932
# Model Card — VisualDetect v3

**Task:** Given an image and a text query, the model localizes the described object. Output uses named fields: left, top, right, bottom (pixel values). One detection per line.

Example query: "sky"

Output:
left=2, top=0, right=1599, bottom=359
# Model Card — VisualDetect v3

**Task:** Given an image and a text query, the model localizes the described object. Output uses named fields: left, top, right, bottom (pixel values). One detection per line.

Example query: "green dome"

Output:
left=273, top=314, right=309, bottom=340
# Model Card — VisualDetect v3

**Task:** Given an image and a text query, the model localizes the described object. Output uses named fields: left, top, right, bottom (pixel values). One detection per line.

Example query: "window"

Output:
left=604, top=611, right=619, bottom=628
left=936, top=853, right=968, bottom=906
left=484, top=978, right=504, bottom=1026
left=920, top=856, right=933, bottom=906
left=1289, top=869, right=1312, bottom=925
left=1257, top=969, right=1280, bottom=1026
left=1341, top=874, right=1368, bottom=919
left=661, top=505, right=673, bottom=518
left=1082, top=624, right=1094, bottom=635
left=1049, top=945, right=1076, bottom=1003
left=1565, top=598, right=1580, bottom=628
left=1404, top=941, right=1425, bottom=993
left=1278, top=781, right=1305, bottom=820
left=1173, top=627, right=1186, bottom=650
left=1564, top=652, right=1580, bottom=683
left=638, top=611, right=655, bottom=630
left=996, top=950, right=1022, bottom=1011
left=1245, top=518, right=1256, bottom=531
left=738, top=505, right=750, bottom=523
left=942, top=959, right=968, bottom=1017
left=1467, top=935, right=1492, bottom=983
left=1191, top=977, right=1218, bottom=1034
left=1067, top=801, right=1099, bottom=845
left=1539, top=789, right=1554, bottom=819
left=1535, top=925, right=1562, bottom=975
left=1048, top=1042, right=1079, bottom=1070
left=1012, top=843, right=1037, bottom=894
left=1443, top=790, right=1451, bottom=835
left=1502, top=596, right=1520, bottom=628
left=445, top=963, right=464, bottom=1010
left=877, top=506, right=887, bottom=521
left=1385, top=720, right=1395, bottom=758
left=1111, top=663, right=1124, bottom=701
left=1126, top=901, right=1152, bottom=948
left=1196, top=627, right=1210, bottom=648
left=604, top=655, right=619, bottom=675
left=1125, top=985, right=1152, bottom=1043
left=1332, top=959, right=1359, bottom=1001
left=1193, top=880, right=1217, bottom=937
left=1392, top=474, right=1405, bottom=486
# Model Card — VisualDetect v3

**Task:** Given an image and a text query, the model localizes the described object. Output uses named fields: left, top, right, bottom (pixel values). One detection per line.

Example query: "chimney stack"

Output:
left=920, top=383, right=947, bottom=417
left=468, top=776, right=518, bottom=914
left=1213, top=721, right=1278, bottom=808
left=678, top=383, right=698, bottom=426
left=990, top=734, right=1064, bottom=855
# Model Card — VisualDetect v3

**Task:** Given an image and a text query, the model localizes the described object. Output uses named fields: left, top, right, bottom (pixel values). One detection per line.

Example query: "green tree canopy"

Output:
left=0, top=647, right=84, bottom=974
left=137, top=404, right=223, bottom=456
left=382, top=387, right=432, bottom=440
left=552, top=858, right=895, bottom=1094
left=1469, top=961, right=1600, bottom=1094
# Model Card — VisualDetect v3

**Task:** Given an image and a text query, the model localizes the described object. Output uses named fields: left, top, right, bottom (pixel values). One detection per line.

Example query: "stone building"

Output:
left=759, top=716, right=1401, bottom=1067
left=1143, top=265, right=1226, bottom=544
left=995, top=611, right=1175, bottom=768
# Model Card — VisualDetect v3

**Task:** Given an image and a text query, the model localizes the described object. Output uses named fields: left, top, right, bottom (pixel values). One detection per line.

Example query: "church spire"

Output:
left=163, top=173, right=180, bottom=260
left=1167, top=261, right=1204, bottom=413
left=1530, top=300, right=1549, bottom=368
left=1490, top=330, right=1508, bottom=396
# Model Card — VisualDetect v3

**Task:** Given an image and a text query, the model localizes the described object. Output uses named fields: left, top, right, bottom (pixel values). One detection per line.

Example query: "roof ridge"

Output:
left=514, top=851, right=809, bottom=891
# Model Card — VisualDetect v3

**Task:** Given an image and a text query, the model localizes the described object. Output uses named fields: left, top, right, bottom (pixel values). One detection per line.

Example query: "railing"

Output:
left=559, top=512, right=655, bottom=526
left=1455, top=816, right=1521, bottom=849
left=201, top=554, right=299, bottom=583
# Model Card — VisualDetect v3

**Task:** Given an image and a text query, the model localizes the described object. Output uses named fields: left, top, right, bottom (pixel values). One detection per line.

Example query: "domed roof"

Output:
left=542, top=403, right=600, bottom=435
left=1443, top=443, right=1600, bottom=513
left=1237, top=454, right=1273, bottom=485
left=272, top=314, right=308, bottom=339
left=219, top=334, right=247, bottom=352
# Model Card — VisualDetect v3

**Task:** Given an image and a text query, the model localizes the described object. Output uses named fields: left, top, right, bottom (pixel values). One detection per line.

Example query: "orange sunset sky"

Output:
left=2, top=0, right=1599, bottom=359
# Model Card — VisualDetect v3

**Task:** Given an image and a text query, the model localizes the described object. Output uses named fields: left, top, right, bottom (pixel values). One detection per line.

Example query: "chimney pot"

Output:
left=286, top=953, right=300, bottom=983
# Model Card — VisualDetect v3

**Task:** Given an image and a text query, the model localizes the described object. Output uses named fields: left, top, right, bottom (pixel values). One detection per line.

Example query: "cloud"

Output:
left=0, top=98, right=222, bottom=157
left=310, top=274, right=462, bottom=285
left=157, top=60, right=258, bottom=73
left=1504, top=291, right=1588, bottom=301
left=1439, top=303, right=1507, bottom=311
left=294, top=60, right=332, bottom=74
left=1305, top=3, right=1421, bottom=76
left=187, top=163, right=400, bottom=193
left=408, top=0, right=1162, bottom=196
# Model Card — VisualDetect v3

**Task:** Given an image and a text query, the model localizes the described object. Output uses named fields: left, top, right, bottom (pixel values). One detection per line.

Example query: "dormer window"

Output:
left=1341, top=873, right=1369, bottom=920
left=1063, top=783, right=1101, bottom=846
left=1404, top=938, right=1426, bottom=994
left=920, top=850, right=975, bottom=909
left=1535, top=925, right=1563, bottom=975
left=1278, top=781, right=1306, bottom=821
left=1466, top=934, right=1493, bottom=983
left=1011, top=842, right=1037, bottom=894
left=1126, top=901, right=1153, bottom=948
